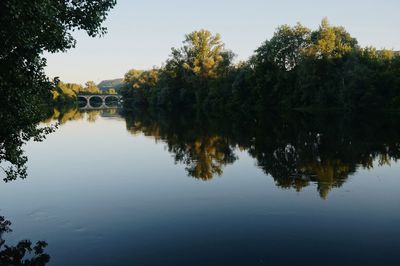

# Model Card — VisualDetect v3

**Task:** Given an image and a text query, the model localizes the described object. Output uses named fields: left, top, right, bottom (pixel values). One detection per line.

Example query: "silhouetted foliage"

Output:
left=0, top=215, right=50, bottom=265
left=0, top=0, right=116, bottom=181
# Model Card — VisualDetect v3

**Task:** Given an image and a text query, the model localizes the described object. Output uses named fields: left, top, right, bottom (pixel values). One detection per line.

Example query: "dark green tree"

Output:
left=0, top=0, right=116, bottom=181
left=160, top=30, right=234, bottom=109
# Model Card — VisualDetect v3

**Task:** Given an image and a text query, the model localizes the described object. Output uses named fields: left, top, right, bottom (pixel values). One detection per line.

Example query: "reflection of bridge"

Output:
left=78, top=94, right=123, bottom=110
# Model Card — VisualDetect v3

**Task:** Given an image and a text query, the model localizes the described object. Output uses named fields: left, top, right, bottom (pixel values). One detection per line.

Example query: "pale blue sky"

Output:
left=45, top=0, right=400, bottom=84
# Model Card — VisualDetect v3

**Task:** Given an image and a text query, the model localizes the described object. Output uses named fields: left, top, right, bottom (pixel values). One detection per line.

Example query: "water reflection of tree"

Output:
left=0, top=104, right=55, bottom=182
left=169, top=135, right=237, bottom=180
left=44, top=107, right=121, bottom=124
left=6, top=105, right=398, bottom=198
left=1, top=107, right=122, bottom=183
left=125, top=112, right=237, bottom=180
left=0, top=215, right=50, bottom=265
left=246, top=112, right=400, bottom=198
left=42, top=107, right=84, bottom=124
left=0, top=106, right=84, bottom=182
left=123, top=110, right=400, bottom=198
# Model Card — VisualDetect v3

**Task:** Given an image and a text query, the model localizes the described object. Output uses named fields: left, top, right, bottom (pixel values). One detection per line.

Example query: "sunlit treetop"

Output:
left=167, top=29, right=235, bottom=80
left=307, top=17, right=358, bottom=59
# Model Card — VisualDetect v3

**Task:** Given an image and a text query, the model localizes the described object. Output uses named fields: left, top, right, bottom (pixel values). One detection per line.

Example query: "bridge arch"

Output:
left=77, top=94, right=123, bottom=109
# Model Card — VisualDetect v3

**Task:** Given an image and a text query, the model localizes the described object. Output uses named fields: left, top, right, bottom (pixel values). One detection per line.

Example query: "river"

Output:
left=1, top=108, right=399, bottom=265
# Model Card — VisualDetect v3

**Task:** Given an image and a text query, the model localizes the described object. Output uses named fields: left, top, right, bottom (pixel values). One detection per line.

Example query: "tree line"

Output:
left=121, top=18, right=400, bottom=114
left=52, top=80, right=118, bottom=104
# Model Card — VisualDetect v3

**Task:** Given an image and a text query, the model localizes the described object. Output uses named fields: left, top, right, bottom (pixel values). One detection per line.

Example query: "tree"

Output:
left=264, top=23, right=311, bottom=71
left=180, top=30, right=232, bottom=79
left=0, top=0, right=116, bottom=111
left=0, top=0, right=116, bottom=181
left=306, top=18, right=358, bottom=59
left=83, top=81, right=101, bottom=94
left=161, top=30, right=234, bottom=108
left=249, top=23, right=312, bottom=108
left=120, top=19, right=400, bottom=113
left=52, top=80, right=84, bottom=103
left=106, top=88, right=117, bottom=95
left=121, top=69, right=159, bottom=107
left=124, top=69, right=144, bottom=84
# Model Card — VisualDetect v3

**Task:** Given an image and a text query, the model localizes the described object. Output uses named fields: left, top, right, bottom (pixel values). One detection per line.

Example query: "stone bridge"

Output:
left=78, top=94, right=123, bottom=109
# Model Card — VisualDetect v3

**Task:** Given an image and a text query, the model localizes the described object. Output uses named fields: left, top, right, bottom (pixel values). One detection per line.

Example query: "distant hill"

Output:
left=97, top=78, right=125, bottom=92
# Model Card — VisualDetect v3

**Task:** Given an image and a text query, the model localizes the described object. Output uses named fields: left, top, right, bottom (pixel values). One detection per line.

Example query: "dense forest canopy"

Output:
left=121, top=19, right=400, bottom=113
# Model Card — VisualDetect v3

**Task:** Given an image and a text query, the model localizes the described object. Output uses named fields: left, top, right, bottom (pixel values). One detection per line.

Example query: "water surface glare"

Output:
left=1, top=110, right=400, bottom=266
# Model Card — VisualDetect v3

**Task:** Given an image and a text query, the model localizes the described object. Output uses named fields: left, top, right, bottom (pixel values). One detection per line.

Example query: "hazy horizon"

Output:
left=44, top=0, right=400, bottom=84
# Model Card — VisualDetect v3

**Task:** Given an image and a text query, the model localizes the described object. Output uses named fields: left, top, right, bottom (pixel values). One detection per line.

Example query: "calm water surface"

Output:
left=1, top=109, right=399, bottom=265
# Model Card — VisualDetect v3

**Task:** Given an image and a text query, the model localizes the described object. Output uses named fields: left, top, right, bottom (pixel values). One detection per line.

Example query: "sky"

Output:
left=45, top=0, right=400, bottom=84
